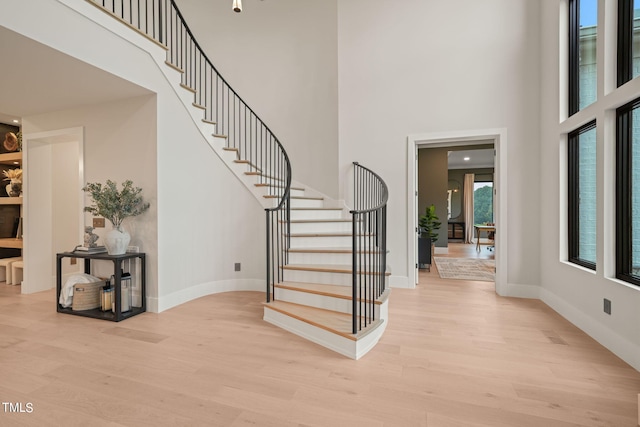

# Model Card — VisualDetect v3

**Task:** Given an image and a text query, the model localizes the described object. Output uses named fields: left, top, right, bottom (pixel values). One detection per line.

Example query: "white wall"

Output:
left=174, top=0, right=340, bottom=199
left=539, top=1, right=640, bottom=371
left=337, top=0, right=542, bottom=288
left=9, top=0, right=267, bottom=312
left=23, top=96, right=159, bottom=289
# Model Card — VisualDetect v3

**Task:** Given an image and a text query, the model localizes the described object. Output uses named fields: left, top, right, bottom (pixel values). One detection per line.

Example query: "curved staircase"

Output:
left=87, top=0, right=389, bottom=359
left=264, top=187, right=390, bottom=359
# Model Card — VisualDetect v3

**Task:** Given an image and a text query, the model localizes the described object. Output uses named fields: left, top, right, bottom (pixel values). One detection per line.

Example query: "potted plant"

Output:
left=418, top=204, right=441, bottom=269
left=3, top=168, right=22, bottom=197
left=82, top=180, right=150, bottom=255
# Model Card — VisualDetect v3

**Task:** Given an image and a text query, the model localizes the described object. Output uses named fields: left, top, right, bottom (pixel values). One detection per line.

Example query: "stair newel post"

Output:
left=266, top=209, right=271, bottom=302
left=352, top=211, right=358, bottom=335
left=286, top=191, right=290, bottom=265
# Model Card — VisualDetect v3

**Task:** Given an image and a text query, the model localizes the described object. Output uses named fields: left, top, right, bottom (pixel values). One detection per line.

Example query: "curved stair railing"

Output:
left=88, top=0, right=291, bottom=301
left=351, top=162, right=388, bottom=334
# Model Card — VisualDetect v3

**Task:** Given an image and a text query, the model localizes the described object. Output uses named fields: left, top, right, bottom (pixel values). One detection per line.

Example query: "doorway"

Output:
left=407, top=128, right=508, bottom=295
left=23, top=127, right=84, bottom=294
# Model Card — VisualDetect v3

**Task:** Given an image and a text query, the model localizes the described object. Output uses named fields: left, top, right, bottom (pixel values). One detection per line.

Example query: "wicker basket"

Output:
left=72, top=280, right=105, bottom=311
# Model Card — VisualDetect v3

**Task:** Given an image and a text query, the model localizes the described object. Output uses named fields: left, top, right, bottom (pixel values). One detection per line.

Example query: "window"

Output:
left=616, top=99, right=640, bottom=286
left=617, top=0, right=640, bottom=86
left=568, top=121, right=597, bottom=269
left=569, top=0, right=598, bottom=115
left=473, top=180, right=493, bottom=225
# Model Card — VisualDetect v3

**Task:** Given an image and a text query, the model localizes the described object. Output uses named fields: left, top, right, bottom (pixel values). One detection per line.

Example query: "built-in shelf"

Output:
left=0, top=152, right=21, bottom=166
left=0, top=196, right=22, bottom=205
left=0, top=151, right=22, bottom=250
left=0, top=238, right=22, bottom=249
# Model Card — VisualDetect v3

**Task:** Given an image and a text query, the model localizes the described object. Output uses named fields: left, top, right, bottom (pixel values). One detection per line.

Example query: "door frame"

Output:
left=23, top=126, right=84, bottom=294
left=407, top=128, right=508, bottom=295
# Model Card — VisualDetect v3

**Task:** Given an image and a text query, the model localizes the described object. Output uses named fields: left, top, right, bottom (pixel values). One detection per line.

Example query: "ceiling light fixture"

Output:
left=463, top=157, right=470, bottom=161
left=233, top=0, right=242, bottom=13
left=12, top=119, right=19, bottom=123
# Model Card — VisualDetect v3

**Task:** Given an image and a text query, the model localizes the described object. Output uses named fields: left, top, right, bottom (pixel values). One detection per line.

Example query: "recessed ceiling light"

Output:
left=12, top=119, right=19, bottom=123
left=464, top=157, right=470, bottom=161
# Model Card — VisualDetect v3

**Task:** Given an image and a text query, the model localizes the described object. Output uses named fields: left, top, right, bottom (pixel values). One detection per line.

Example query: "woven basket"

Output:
left=72, top=280, right=105, bottom=311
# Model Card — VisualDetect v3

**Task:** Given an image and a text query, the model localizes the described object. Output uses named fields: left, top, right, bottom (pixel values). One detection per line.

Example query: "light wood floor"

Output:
left=0, top=245, right=638, bottom=426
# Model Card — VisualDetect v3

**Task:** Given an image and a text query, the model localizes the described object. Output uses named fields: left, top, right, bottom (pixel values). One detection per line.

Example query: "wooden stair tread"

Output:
left=180, top=83, right=196, bottom=93
left=288, top=219, right=352, bottom=223
left=264, top=300, right=383, bottom=341
left=275, top=281, right=388, bottom=305
left=234, top=159, right=261, bottom=171
left=288, top=247, right=383, bottom=254
left=289, top=232, right=373, bottom=237
left=282, top=264, right=391, bottom=276
left=255, top=183, right=305, bottom=191
left=164, top=60, right=183, bottom=73
left=290, top=207, right=342, bottom=210
left=265, top=195, right=323, bottom=200
left=244, top=172, right=285, bottom=181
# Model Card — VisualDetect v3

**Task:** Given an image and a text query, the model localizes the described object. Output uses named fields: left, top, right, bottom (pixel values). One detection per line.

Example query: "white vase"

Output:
left=6, top=179, right=21, bottom=197
left=104, top=227, right=131, bottom=255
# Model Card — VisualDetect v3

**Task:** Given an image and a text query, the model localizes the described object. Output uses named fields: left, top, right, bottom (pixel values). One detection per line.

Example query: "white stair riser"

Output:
left=274, top=287, right=352, bottom=313
left=253, top=177, right=286, bottom=188
left=263, top=308, right=357, bottom=359
left=288, top=198, right=324, bottom=208
left=290, top=209, right=344, bottom=221
left=290, top=235, right=353, bottom=248
left=283, top=269, right=388, bottom=288
left=263, top=301, right=388, bottom=360
left=273, top=287, right=384, bottom=319
left=288, top=251, right=353, bottom=265
left=290, top=188, right=305, bottom=198
left=289, top=221, right=353, bottom=234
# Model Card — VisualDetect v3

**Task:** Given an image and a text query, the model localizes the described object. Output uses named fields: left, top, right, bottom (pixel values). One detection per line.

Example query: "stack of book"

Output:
left=74, top=245, right=107, bottom=254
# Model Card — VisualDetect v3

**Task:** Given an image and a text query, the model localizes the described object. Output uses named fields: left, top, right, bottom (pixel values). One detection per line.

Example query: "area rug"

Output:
left=433, top=257, right=495, bottom=282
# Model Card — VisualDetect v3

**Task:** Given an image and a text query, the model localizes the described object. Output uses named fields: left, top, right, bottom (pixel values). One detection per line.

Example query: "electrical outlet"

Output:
left=235, top=262, right=241, bottom=272
left=93, top=217, right=105, bottom=228
left=603, top=298, right=611, bottom=315
left=127, top=246, right=139, bottom=253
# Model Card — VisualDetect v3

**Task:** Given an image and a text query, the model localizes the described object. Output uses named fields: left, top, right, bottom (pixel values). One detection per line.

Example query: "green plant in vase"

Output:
left=82, top=180, right=150, bottom=255
left=419, top=204, right=441, bottom=242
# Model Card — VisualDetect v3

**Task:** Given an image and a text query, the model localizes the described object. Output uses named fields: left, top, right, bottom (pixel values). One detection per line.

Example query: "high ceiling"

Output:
left=0, top=26, right=151, bottom=126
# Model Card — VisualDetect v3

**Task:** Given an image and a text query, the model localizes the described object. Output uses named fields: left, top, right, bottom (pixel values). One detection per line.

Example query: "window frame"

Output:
left=568, top=120, right=597, bottom=270
left=569, top=0, right=580, bottom=115
left=617, top=0, right=634, bottom=87
left=616, top=98, right=640, bottom=286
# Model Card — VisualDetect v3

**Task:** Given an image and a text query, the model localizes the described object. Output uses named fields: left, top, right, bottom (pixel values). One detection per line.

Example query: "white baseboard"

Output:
left=147, top=279, right=264, bottom=313
left=501, top=282, right=541, bottom=299
left=540, top=287, right=640, bottom=372
left=389, top=275, right=411, bottom=288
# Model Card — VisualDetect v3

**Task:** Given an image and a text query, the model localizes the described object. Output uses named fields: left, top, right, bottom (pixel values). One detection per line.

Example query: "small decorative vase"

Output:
left=104, top=227, right=131, bottom=255
left=6, top=179, right=21, bottom=197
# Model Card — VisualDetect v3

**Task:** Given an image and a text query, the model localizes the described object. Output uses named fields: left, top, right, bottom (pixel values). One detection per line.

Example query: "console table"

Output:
left=56, top=251, right=146, bottom=321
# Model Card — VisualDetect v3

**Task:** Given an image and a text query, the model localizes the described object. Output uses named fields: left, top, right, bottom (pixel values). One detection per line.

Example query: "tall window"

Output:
left=569, top=0, right=598, bottom=115
left=473, top=181, right=493, bottom=225
left=568, top=121, right=597, bottom=269
left=616, top=99, right=640, bottom=286
left=617, top=0, right=640, bottom=86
